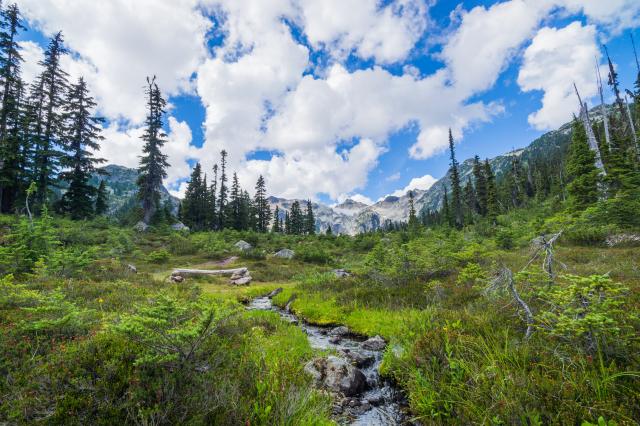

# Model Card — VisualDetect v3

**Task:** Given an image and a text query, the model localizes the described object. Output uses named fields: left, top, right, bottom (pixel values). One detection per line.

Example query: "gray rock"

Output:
left=329, top=335, right=342, bottom=344
left=171, top=275, right=184, bottom=283
left=231, top=275, right=252, bottom=286
left=304, top=356, right=367, bottom=396
left=332, top=269, right=351, bottom=278
left=133, top=221, right=148, bottom=232
left=361, top=335, right=386, bottom=351
left=234, top=240, right=252, bottom=251
left=339, top=349, right=375, bottom=368
left=330, top=326, right=350, bottom=336
left=170, top=222, right=189, bottom=232
left=127, top=264, right=137, bottom=274
left=274, top=248, right=295, bottom=259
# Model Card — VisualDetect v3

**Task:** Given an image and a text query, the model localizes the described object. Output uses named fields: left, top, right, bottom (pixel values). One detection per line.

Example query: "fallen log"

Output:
left=171, top=267, right=248, bottom=277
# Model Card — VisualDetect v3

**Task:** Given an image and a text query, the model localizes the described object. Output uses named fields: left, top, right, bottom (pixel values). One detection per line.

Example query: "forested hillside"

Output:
left=1, top=2, right=640, bottom=426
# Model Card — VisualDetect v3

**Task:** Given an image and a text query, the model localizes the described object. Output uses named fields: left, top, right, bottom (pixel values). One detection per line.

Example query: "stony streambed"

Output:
left=248, top=295, right=408, bottom=425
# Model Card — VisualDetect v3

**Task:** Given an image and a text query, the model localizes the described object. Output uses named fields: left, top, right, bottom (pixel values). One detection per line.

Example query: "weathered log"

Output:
left=171, top=267, right=248, bottom=277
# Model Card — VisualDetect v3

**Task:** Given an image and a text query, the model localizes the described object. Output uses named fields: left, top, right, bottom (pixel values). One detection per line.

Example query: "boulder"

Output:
left=329, top=335, right=342, bottom=344
left=170, top=222, right=189, bottom=232
left=234, top=240, right=252, bottom=251
left=127, top=264, right=137, bottom=274
left=171, top=275, right=184, bottom=283
left=274, top=248, right=295, bottom=259
left=133, top=221, right=148, bottom=232
left=361, top=335, right=386, bottom=351
left=304, top=356, right=367, bottom=396
left=332, top=269, right=351, bottom=278
left=267, top=287, right=283, bottom=298
left=339, top=349, right=375, bottom=368
left=231, top=275, right=252, bottom=286
left=330, top=326, right=350, bottom=336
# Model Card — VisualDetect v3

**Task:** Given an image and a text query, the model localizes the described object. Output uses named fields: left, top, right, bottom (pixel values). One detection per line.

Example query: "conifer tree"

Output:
left=304, top=199, right=315, bottom=235
left=137, top=76, right=169, bottom=224
left=59, top=77, right=105, bottom=219
left=31, top=32, right=69, bottom=208
left=441, top=184, right=452, bottom=227
left=472, top=155, right=487, bottom=215
left=95, top=179, right=108, bottom=215
left=228, top=172, right=242, bottom=230
left=463, top=176, right=475, bottom=224
left=271, top=206, right=281, bottom=233
left=326, top=224, right=332, bottom=235
left=254, top=175, right=271, bottom=232
left=448, top=129, right=463, bottom=228
left=217, top=150, right=228, bottom=229
left=182, top=163, right=203, bottom=230
left=0, top=3, right=25, bottom=212
left=407, top=190, right=419, bottom=230
left=484, top=159, right=498, bottom=222
left=209, top=164, right=217, bottom=229
left=284, top=210, right=291, bottom=234
left=289, top=201, right=303, bottom=234
left=566, top=118, right=600, bottom=211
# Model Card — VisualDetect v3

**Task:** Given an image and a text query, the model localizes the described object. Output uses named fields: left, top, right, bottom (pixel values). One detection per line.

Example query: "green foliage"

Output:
left=145, top=248, right=170, bottom=264
left=495, top=227, right=514, bottom=249
left=566, top=118, right=600, bottom=212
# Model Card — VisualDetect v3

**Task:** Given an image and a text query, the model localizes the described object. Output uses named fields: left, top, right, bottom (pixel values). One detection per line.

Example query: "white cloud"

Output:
left=384, top=174, right=438, bottom=199
left=518, top=22, right=601, bottom=130
left=18, top=40, right=43, bottom=85
left=386, top=172, right=401, bottom=182
left=555, top=0, right=640, bottom=34
left=16, top=0, right=211, bottom=123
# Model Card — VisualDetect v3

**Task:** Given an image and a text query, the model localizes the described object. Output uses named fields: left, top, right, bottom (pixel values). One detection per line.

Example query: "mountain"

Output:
left=90, top=164, right=180, bottom=215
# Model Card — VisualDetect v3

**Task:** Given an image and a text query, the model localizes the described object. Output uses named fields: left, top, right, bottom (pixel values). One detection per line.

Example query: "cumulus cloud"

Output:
left=384, top=174, right=438, bottom=199
left=518, top=22, right=601, bottom=130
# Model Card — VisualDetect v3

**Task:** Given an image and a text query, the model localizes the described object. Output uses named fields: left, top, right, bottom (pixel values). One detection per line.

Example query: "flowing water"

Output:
left=248, top=296, right=408, bottom=425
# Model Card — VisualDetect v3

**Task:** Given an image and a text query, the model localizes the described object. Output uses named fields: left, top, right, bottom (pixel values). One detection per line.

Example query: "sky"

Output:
left=14, top=0, right=640, bottom=205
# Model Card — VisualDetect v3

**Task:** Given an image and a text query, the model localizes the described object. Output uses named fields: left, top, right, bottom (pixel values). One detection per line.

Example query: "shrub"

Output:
left=495, top=228, right=514, bottom=250
left=146, top=249, right=170, bottom=264
left=295, top=246, right=333, bottom=265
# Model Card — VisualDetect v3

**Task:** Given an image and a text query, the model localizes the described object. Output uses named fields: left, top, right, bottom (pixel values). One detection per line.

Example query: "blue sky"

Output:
left=15, top=0, right=640, bottom=204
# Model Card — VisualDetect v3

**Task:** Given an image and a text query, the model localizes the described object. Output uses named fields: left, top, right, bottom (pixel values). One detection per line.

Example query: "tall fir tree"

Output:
left=472, top=155, right=487, bottom=216
left=448, top=129, right=463, bottom=228
left=407, top=190, right=419, bottom=231
left=137, top=76, right=169, bottom=224
left=284, top=210, right=291, bottom=234
left=31, top=32, right=69, bottom=209
left=208, top=164, right=217, bottom=229
left=441, top=185, right=452, bottom=227
left=59, top=77, right=105, bottom=219
left=254, top=175, right=271, bottom=232
left=228, top=172, right=242, bottom=230
left=0, top=3, right=25, bottom=212
left=304, top=200, right=315, bottom=235
left=289, top=201, right=303, bottom=235
left=463, top=176, right=476, bottom=224
left=217, top=150, right=228, bottom=230
left=271, top=205, right=281, bottom=233
left=181, top=163, right=204, bottom=229
left=484, top=159, right=498, bottom=223
left=566, top=118, right=600, bottom=211
left=95, top=180, right=108, bottom=216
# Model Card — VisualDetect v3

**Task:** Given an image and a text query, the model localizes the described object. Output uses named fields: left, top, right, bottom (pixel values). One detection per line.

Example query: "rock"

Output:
left=605, top=233, right=640, bottom=247
left=127, top=264, right=137, bottom=274
left=171, top=275, right=184, bottom=283
left=170, top=222, right=189, bottom=232
left=231, top=275, right=252, bottom=286
left=267, top=288, right=283, bottom=298
left=133, top=221, right=148, bottom=232
left=340, top=349, right=375, bottom=368
left=361, top=335, right=386, bottom=351
left=332, top=269, right=351, bottom=278
left=366, top=394, right=384, bottom=406
left=234, top=240, right=252, bottom=251
left=230, top=271, right=246, bottom=280
left=329, top=335, right=342, bottom=344
left=330, top=326, right=350, bottom=336
left=274, top=248, right=295, bottom=259
left=304, top=356, right=367, bottom=396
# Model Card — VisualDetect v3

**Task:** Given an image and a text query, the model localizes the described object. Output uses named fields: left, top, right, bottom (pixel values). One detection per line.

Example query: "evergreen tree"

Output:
left=284, top=210, right=291, bottom=234
left=304, top=199, right=315, bottom=235
left=217, top=150, right=227, bottom=229
left=254, top=175, right=271, bottom=232
left=137, top=76, right=169, bottom=224
left=228, top=172, right=242, bottom=230
left=181, top=163, right=203, bottom=230
left=484, top=159, right=498, bottom=223
left=448, top=129, right=463, bottom=228
left=326, top=224, right=332, bottom=235
left=240, top=189, right=252, bottom=231
left=271, top=206, right=281, bottom=233
left=31, top=32, right=69, bottom=209
left=95, top=179, right=108, bottom=215
left=566, top=118, right=600, bottom=211
left=407, top=190, right=419, bottom=231
left=208, top=164, right=217, bottom=229
left=441, top=185, right=452, bottom=227
left=289, top=201, right=303, bottom=234
left=0, top=3, right=25, bottom=212
left=471, top=155, right=486, bottom=215
left=59, top=77, right=105, bottom=219
left=463, top=176, right=475, bottom=224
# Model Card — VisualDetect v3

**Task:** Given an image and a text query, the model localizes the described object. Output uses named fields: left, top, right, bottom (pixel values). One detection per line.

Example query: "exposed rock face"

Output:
left=133, top=221, right=148, bottom=232
left=304, top=356, right=367, bottom=396
left=234, top=240, right=252, bottom=251
left=361, top=335, right=386, bottom=351
left=274, top=248, right=294, bottom=259
left=170, top=222, right=189, bottom=232
left=332, top=269, right=351, bottom=278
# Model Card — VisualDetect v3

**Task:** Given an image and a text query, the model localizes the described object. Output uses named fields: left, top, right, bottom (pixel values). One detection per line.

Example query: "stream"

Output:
left=248, top=296, right=408, bottom=425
